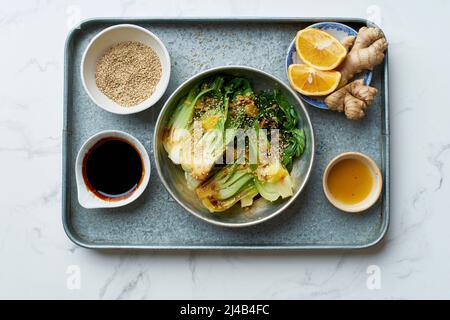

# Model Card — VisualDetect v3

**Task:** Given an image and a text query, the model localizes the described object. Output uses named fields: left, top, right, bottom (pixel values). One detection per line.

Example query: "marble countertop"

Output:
left=1, top=0, right=449, bottom=299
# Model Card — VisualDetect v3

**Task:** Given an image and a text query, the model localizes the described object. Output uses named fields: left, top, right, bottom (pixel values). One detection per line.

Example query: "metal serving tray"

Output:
left=63, top=18, right=389, bottom=250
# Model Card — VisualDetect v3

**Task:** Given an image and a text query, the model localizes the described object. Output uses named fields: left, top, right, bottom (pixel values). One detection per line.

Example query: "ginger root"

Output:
left=338, top=27, right=388, bottom=86
left=323, top=27, right=387, bottom=120
left=341, top=35, right=356, bottom=51
left=325, top=79, right=377, bottom=120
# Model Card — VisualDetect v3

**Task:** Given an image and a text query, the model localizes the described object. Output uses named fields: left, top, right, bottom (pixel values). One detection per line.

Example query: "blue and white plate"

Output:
left=286, top=22, right=372, bottom=110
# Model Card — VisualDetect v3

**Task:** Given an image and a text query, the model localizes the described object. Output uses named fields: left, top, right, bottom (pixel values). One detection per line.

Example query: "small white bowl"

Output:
left=81, top=24, right=171, bottom=115
left=75, top=130, right=151, bottom=209
left=322, top=152, right=382, bottom=213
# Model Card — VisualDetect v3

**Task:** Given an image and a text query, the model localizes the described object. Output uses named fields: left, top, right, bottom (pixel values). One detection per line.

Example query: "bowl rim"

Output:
left=153, top=65, right=315, bottom=227
left=322, top=152, right=383, bottom=213
left=80, top=23, right=171, bottom=115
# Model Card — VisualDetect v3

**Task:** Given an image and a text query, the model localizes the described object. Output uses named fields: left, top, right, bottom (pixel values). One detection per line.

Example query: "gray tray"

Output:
left=63, top=17, right=389, bottom=250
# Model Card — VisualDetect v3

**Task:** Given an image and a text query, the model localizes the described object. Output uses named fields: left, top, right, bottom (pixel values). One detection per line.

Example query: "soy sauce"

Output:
left=82, top=138, right=144, bottom=200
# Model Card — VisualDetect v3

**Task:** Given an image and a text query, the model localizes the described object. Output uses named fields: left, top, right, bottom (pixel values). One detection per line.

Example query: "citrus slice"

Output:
left=295, top=28, right=347, bottom=70
left=288, top=64, right=341, bottom=96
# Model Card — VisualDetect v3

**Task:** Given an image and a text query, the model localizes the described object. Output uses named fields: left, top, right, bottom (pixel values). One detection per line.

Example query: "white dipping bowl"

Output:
left=81, top=24, right=171, bottom=115
left=322, top=152, right=382, bottom=213
left=75, top=130, right=151, bottom=209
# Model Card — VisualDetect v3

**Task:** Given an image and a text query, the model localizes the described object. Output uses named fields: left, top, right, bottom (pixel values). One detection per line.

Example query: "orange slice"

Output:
left=295, top=28, right=347, bottom=70
left=288, top=64, right=341, bottom=96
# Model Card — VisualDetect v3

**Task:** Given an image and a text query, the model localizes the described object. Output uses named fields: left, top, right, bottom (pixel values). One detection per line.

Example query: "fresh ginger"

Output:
left=341, top=35, right=356, bottom=51
left=325, top=79, right=377, bottom=120
left=323, top=27, right=388, bottom=119
left=337, top=27, right=388, bottom=86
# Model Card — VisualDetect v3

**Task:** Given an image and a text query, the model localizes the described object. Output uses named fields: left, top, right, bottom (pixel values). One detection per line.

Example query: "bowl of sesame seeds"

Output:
left=81, top=24, right=171, bottom=115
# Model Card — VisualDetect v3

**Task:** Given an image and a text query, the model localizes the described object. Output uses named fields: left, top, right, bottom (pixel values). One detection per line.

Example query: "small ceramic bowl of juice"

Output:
left=323, top=152, right=382, bottom=213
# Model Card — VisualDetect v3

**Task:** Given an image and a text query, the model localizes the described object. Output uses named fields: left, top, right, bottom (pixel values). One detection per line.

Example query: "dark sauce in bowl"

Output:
left=82, top=137, right=144, bottom=201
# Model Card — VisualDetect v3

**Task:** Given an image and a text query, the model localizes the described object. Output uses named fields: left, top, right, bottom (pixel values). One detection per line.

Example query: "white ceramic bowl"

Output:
left=81, top=24, right=171, bottom=115
left=322, top=152, right=382, bottom=213
left=75, top=130, right=151, bottom=209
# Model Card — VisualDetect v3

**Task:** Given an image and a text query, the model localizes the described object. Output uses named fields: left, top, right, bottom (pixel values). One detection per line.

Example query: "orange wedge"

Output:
left=288, top=64, right=341, bottom=96
left=295, top=28, right=347, bottom=70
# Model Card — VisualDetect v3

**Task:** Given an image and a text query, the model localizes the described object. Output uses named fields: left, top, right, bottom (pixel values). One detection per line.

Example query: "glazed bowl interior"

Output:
left=154, top=66, right=314, bottom=227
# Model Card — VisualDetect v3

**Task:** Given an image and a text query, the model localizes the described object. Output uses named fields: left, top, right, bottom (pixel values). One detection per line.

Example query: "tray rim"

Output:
left=62, top=16, right=390, bottom=250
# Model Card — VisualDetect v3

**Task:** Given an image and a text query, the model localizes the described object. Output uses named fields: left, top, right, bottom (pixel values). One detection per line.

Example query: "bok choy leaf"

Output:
left=163, top=77, right=223, bottom=165
left=196, top=164, right=258, bottom=213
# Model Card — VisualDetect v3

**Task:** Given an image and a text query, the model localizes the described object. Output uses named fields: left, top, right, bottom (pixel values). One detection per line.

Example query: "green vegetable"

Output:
left=163, top=77, right=223, bottom=165
left=256, top=88, right=297, bottom=130
left=184, top=76, right=226, bottom=181
left=282, top=128, right=306, bottom=172
left=256, top=89, right=306, bottom=171
left=196, top=164, right=258, bottom=212
left=164, top=76, right=307, bottom=213
left=250, top=123, right=294, bottom=202
left=254, top=177, right=293, bottom=202
left=224, top=77, right=256, bottom=132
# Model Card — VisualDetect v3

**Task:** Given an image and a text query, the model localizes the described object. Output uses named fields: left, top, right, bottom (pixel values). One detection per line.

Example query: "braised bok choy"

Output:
left=164, top=76, right=306, bottom=213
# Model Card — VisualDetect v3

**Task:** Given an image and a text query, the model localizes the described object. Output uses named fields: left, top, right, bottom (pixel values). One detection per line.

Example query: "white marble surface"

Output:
left=1, top=0, right=449, bottom=299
